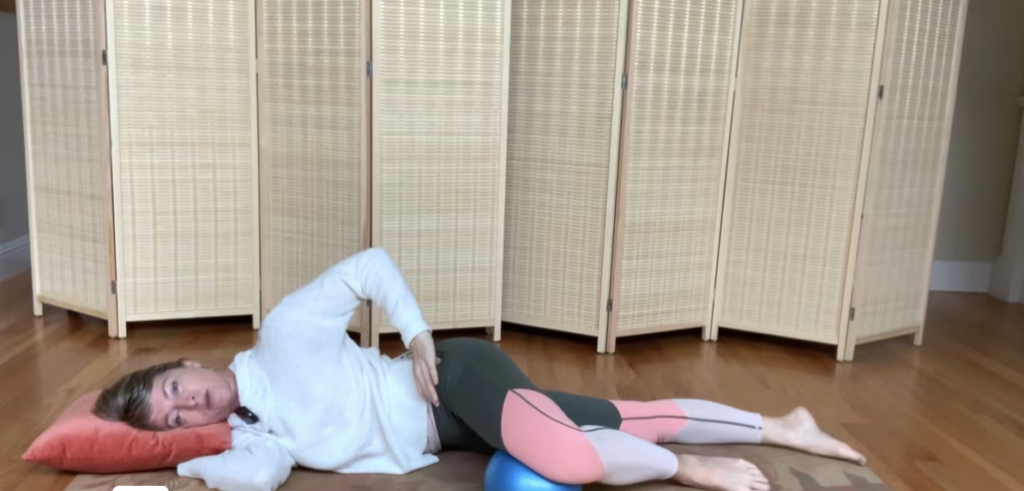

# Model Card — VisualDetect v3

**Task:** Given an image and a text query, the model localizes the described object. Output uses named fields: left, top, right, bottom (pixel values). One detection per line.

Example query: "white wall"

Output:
left=0, top=12, right=30, bottom=282
left=0, top=12, right=26, bottom=243
left=989, top=99, right=1024, bottom=302
left=931, top=0, right=1024, bottom=292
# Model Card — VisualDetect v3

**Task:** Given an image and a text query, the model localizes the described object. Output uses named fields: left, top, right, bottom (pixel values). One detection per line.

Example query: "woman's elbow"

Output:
left=361, top=247, right=393, bottom=262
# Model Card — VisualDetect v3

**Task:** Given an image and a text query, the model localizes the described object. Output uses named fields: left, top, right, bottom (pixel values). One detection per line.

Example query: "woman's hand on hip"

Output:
left=410, top=331, right=440, bottom=407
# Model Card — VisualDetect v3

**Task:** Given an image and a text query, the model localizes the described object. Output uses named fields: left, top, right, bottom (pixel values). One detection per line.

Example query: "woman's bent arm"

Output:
left=178, top=431, right=295, bottom=491
left=266, top=248, right=431, bottom=349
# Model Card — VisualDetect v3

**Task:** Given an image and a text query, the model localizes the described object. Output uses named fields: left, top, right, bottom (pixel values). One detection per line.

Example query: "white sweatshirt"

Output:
left=177, top=248, right=439, bottom=491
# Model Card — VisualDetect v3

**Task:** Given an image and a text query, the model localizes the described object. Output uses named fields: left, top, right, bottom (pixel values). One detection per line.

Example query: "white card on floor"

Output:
left=112, top=487, right=168, bottom=491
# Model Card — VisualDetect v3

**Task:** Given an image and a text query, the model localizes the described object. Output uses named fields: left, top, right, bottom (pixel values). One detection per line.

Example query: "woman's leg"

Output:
left=611, top=398, right=865, bottom=464
left=433, top=339, right=770, bottom=490
left=612, top=399, right=762, bottom=444
left=545, top=391, right=865, bottom=489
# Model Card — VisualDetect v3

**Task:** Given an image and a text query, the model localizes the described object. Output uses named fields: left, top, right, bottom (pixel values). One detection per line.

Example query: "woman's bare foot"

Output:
left=673, top=455, right=770, bottom=491
left=762, top=407, right=866, bottom=465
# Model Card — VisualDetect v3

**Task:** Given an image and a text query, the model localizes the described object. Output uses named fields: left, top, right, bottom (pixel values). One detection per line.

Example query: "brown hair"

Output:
left=93, top=359, right=186, bottom=430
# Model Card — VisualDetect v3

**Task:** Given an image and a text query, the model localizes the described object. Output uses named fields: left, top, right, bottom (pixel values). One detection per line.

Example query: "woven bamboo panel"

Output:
left=851, top=0, right=967, bottom=339
left=258, top=0, right=367, bottom=317
left=502, top=0, right=623, bottom=335
left=19, top=0, right=109, bottom=317
left=715, top=0, right=880, bottom=341
left=111, top=0, right=257, bottom=317
left=615, top=0, right=739, bottom=333
left=373, top=0, right=506, bottom=331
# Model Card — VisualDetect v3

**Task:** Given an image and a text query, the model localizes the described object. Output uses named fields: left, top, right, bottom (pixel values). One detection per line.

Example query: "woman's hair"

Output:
left=93, top=359, right=186, bottom=430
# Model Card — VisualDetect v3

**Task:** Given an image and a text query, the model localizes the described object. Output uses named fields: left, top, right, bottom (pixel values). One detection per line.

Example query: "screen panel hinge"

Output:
left=621, top=73, right=628, bottom=90
left=101, top=49, right=107, bottom=66
left=367, top=60, right=374, bottom=78
left=607, top=298, right=613, bottom=313
left=111, top=280, right=117, bottom=295
left=877, top=84, right=884, bottom=100
left=849, top=307, right=856, bottom=321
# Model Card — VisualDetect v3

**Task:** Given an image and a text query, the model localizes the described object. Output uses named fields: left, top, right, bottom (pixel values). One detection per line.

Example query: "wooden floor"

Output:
left=1, top=271, right=1022, bottom=491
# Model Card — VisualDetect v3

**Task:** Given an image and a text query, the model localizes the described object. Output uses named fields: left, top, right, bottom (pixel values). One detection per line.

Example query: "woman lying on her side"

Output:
left=95, top=248, right=865, bottom=491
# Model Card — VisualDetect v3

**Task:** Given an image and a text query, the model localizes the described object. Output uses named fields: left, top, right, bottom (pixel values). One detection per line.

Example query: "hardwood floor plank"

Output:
left=0, top=271, right=1022, bottom=491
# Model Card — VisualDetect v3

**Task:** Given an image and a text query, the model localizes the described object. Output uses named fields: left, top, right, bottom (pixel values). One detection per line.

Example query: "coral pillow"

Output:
left=22, top=390, right=233, bottom=473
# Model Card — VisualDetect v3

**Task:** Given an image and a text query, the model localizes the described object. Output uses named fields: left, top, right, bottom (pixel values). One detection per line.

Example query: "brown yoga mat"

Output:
left=65, top=445, right=890, bottom=491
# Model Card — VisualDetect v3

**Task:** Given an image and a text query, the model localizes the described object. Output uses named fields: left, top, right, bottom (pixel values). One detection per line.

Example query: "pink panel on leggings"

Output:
left=611, top=400, right=688, bottom=443
left=500, top=389, right=605, bottom=484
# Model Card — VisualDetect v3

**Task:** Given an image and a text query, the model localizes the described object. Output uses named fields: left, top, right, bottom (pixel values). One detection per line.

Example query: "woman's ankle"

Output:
left=759, top=415, right=788, bottom=446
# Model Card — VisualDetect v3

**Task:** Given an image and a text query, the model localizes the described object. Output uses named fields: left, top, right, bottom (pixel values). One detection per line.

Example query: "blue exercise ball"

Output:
left=483, top=451, right=582, bottom=491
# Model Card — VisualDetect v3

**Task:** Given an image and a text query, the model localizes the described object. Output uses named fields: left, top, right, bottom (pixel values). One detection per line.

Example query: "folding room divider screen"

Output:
left=711, top=0, right=969, bottom=360
left=503, top=0, right=740, bottom=353
left=18, top=0, right=508, bottom=342
left=17, top=0, right=969, bottom=360
left=845, top=0, right=969, bottom=361
left=711, top=0, right=886, bottom=347
left=504, top=0, right=968, bottom=358
left=18, top=0, right=262, bottom=338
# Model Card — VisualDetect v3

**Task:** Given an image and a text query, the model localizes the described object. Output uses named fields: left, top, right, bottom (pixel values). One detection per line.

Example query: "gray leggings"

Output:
left=432, top=337, right=623, bottom=453
left=428, top=338, right=764, bottom=485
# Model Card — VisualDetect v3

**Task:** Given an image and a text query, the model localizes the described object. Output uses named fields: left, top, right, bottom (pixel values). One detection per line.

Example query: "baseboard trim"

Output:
left=930, top=261, right=992, bottom=292
left=0, top=235, right=30, bottom=283
left=989, top=255, right=1023, bottom=303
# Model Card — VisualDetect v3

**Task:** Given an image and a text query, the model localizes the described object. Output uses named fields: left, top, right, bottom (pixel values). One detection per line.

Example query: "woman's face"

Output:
left=147, top=360, right=239, bottom=430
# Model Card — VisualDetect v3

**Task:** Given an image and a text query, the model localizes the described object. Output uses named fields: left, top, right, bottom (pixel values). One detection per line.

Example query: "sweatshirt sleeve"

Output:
left=177, top=431, right=295, bottom=491
left=270, top=247, right=432, bottom=348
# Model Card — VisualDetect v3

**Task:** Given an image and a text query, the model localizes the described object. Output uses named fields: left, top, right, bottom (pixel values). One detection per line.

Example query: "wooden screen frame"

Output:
left=841, top=0, right=971, bottom=361
left=16, top=0, right=42, bottom=319
left=596, top=0, right=632, bottom=354
left=493, top=0, right=510, bottom=344
left=361, top=0, right=373, bottom=346
left=368, top=0, right=380, bottom=347
left=104, top=0, right=125, bottom=336
left=97, top=0, right=119, bottom=337
left=702, top=0, right=747, bottom=343
left=247, top=0, right=262, bottom=331
left=832, top=0, right=893, bottom=360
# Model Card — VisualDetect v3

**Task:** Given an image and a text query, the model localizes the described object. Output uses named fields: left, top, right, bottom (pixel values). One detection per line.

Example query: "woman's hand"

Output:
left=410, top=331, right=440, bottom=407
